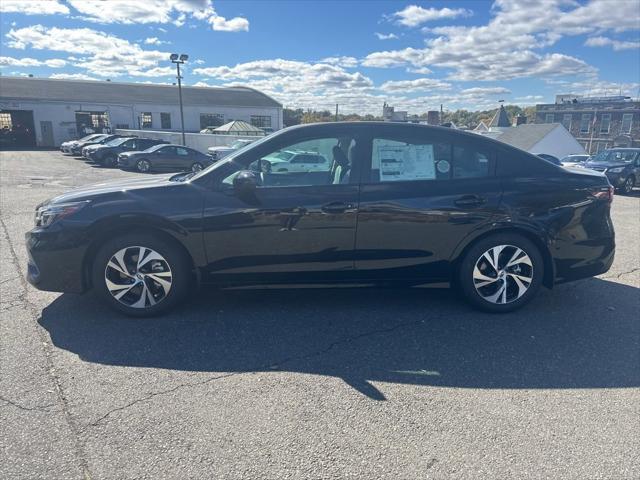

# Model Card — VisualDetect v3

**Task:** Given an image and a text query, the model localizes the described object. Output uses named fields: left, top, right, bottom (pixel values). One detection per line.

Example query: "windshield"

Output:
left=230, top=140, right=250, bottom=149
left=591, top=150, right=637, bottom=164
left=142, top=143, right=166, bottom=153
left=79, top=134, right=101, bottom=142
left=267, top=151, right=294, bottom=161
left=189, top=132, right=276, bottom=181
left=104, top=137, right=130, bottom=147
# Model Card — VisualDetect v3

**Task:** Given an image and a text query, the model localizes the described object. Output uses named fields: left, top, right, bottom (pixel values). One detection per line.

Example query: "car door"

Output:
left=354, top=125, right=502, bottom=282
left=173, top=147, right=192, bottom=170
left=154, top=146, right=177, bottom=169
left=200, top=125, right=364, bottom=282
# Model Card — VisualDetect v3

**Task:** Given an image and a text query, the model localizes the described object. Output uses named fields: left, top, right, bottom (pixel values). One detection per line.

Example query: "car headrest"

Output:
left=332, top=145, right=349, bottom=167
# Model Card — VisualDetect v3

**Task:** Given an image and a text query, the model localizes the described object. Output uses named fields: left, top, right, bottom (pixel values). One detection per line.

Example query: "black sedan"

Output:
left=581, top=148, right=640, bottom=194
left=26, top=122, right=615, bottom=317
left=85, top=137, right=168, bottom=167
left=117, top=144, right=213, bottom=173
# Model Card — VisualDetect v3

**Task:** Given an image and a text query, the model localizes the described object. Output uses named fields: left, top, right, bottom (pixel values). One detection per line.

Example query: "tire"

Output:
left=136, top=159, right=151, bottom=173
left=103, top=154, right=117, bottom=168
left=91, top=233, right=191, bottom=317
left=619, top=176, right=634, bottom=195
left=457, top=233, right=544, bottom=313
left=191, top=162, right=204, bottom=172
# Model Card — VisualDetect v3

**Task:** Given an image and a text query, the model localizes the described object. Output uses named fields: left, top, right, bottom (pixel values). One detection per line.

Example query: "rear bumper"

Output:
left=553, top=236, right=615, bottom=284
left=25, top=227, right=88, bottom=294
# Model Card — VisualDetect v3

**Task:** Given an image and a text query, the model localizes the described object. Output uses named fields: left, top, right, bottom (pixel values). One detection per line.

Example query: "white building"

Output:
left=0, top=76, right=282, bottom=147
left=473, top=105, right=585, bottom=158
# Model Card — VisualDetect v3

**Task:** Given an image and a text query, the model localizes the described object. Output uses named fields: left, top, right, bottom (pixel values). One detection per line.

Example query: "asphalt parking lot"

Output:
left=1, top=150, right=639, bottom=479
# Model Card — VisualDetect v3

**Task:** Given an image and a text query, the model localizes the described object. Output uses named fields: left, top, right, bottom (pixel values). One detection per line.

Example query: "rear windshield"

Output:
left=105, top=137, right=130, bottom=147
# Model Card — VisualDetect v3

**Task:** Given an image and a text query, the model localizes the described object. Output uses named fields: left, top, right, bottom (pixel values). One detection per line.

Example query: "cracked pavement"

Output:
left=1, top=151, right=639, bottom=479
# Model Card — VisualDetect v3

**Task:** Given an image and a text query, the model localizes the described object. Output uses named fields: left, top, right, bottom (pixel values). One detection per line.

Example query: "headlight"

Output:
left=35, top=201, right=90, bottom=228
left=607, top=167, right=624, bottom=173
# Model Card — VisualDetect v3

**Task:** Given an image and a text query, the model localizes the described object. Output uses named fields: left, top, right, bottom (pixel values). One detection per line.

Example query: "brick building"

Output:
left=535, top=95, right=639, bottom=154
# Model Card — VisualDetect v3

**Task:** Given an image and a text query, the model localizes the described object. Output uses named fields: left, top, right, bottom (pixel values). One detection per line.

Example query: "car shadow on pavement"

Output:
left=39, top=278, right=640, bottom=400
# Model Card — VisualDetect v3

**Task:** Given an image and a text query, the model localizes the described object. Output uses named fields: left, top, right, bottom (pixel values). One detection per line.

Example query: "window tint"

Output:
left=176, top=147, right=189, bottom=156
left=452, top=145, right=492, bottom=178
left=159, top=146, right=176, bottom=155
left=223, top=136, right=354, bottom=187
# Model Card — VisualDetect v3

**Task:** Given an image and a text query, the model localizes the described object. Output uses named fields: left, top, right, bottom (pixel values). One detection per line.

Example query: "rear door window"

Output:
left=371, top=137, right=452, bottom=183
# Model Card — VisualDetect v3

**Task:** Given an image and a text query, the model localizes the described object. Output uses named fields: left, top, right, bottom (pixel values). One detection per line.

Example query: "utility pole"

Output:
left=335, top=103, right=339, bottom=122
left=170, top=53, right=189, bottom=145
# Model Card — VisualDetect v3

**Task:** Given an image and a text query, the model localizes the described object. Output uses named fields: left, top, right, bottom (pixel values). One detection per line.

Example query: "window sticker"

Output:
left=377, top=142, right=436, bottom=181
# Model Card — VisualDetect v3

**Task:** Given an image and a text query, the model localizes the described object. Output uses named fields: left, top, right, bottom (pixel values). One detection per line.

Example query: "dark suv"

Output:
left=582, top=148, right=640, bottom=194
left=26, top=122, right=615, bottom=317
left=86, top=137, right=168, bottom=167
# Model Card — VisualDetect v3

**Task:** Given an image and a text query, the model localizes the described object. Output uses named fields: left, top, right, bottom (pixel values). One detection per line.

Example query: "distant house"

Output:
left=492, top=123, right=586, bottom=158
left=473, top=105, right=585, bottom=157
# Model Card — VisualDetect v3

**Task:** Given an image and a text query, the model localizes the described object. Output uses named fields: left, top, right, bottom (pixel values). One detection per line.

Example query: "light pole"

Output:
left=170, top=53, right=188, bottom=145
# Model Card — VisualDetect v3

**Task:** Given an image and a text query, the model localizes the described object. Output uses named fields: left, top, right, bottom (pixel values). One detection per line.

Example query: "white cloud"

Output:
left=0, top=56, right=66, bottom=68
left=407, top=66, right=433, bottom=75
left=0, top=0, right=69, bottom=15
left=375, top=32, right=399, bottom=40
left=380, top=78, right=452, bottom=92
left=319, top=56, right=359, bottom=68
left=144, top=36, right=171, bottom=45
left=208, top=14, right=249, bottom=31
left=392, top=5, right=472, bottom=27
left=363, top=0, right=635, bottom=81
left=6, top=25, right=173, bottom=78
left=57, top=0, right=250, bottom=31
left=585, top=36, right=640, bottom=51
left=460, top=87, right=511, bottom=95
left=49, top=73, right=98, bottom=81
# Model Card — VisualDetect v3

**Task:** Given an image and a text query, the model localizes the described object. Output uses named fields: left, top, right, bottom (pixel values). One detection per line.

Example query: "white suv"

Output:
left=263, top=150, right=329, bottom=172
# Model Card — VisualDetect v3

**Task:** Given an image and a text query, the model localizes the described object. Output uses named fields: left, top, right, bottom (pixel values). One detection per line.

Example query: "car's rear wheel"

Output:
left=136, top=159, right=151, bottom=173
left=619, top=176, right=634, bottom=195
left=458, top=233, right=544, bottom=313
left=191, top=162, right=204, bottom=172
left=92, top=233, right=191, bottom=317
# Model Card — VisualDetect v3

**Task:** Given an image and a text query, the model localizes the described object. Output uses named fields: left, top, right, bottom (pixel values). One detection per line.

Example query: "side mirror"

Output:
left=233, top=170, right=259, bottom=196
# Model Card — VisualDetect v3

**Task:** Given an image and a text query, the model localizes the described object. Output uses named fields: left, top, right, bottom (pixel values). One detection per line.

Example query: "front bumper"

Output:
left=117, top=155, right=134, bottom=169
left=25, top=226, right=89, bottom=294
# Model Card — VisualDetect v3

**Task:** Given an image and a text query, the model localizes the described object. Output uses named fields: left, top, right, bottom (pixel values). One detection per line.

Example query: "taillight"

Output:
left=592, top=185, right=614, bottom=204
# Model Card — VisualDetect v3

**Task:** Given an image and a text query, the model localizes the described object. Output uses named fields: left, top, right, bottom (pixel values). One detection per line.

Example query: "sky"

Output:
left=1, top=0, right=639, bottom=114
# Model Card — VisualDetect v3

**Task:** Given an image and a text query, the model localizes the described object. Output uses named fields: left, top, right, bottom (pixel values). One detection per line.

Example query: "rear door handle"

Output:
left=321, top=202, right=355, bottom=214
left=454, top=195, right=486, bottom=207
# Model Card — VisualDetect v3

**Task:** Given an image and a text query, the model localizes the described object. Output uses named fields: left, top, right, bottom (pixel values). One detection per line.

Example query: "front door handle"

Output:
left=321, top=202, right=355, bottom=214
left=454, top=195, right=486, bottom=207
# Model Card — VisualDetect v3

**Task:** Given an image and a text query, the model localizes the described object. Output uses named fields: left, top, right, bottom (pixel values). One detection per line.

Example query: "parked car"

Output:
left=260, top=150, right=329, bottom=173
left=535, top=153, right=562, bottom=166
left=72, top=134, right=121, bottom=156
left=117, top=144, right=213, bottom=173
left=207, top=139, right=255, bottom=161
left=60, top=134, right=104, bottom=154
left=560, top=154, right=590, bottom=167
left=85, top=137, right=168, bottom=167
left=26, top=122, right=615, bottom=317
left=581, top=148, right=640, bottom=194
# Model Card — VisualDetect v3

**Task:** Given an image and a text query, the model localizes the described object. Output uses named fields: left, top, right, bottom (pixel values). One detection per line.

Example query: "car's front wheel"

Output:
left=136, top=159, right=151, bottom=173
left=619, top=176, right=635, bottom=195
left=191, top=162, right=204, bottom=172
left=458, top=233, right=544, bottom=313
left=92, top=233, right=191, bottom=317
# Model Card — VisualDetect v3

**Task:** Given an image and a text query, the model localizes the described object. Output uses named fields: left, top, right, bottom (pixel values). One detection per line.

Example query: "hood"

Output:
left=207, top=146, right=233, bottom=152
left=583, top=162, right=629, bottom=170
left=119, top=150, right=145, bottom=158
left=44, top=173, right=176, bottom=205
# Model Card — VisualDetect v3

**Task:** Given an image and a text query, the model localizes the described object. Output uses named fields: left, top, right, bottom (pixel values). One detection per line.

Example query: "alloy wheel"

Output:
left=191, top=162, right=204, bottom=172
left=623, top=177, right=633, bottom=194
left=104, top=246, right=172, bottom=309
left=137, top=159, right=150, bottom=173
left=473, top=244, right=533, bottom=304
